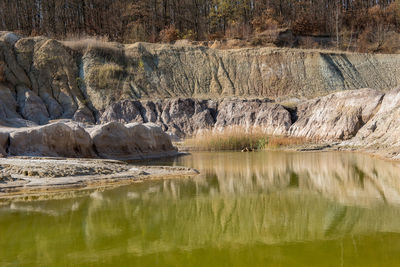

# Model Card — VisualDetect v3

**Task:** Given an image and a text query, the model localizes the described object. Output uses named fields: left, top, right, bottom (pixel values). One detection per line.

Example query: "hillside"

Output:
left=1, top=31, right=400, bottom=124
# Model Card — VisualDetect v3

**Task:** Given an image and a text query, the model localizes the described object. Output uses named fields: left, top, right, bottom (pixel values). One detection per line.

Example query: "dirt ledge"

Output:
left=0, top=157, right=199, bottom=203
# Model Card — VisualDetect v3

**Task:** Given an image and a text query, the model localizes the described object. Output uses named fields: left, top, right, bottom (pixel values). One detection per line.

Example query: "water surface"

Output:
left=2, top=151, right=400, bottom=266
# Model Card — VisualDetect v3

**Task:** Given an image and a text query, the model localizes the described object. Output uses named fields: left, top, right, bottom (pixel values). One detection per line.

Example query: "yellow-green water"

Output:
left=2, top=151, right=400, bottom=266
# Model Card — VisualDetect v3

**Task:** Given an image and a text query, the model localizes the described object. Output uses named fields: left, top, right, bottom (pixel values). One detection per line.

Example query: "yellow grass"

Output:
left=87, top=63, right=125, bottom=89
left=184, top=127, right=309, bottom=151
left=62, top=37, right=121, bottom=52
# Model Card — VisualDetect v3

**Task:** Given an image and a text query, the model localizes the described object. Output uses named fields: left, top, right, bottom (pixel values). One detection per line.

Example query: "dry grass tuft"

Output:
left=62, top=37, right=122, bottom=53
left=87, top=63, right=125, bottom=89
left=184, top=126, right=310, bottom=151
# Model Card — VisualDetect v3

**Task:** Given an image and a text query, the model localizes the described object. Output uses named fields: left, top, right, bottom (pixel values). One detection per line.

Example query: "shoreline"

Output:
left=0, top=143, right=399, bottom=203
left=0, top=157, right=199, bottom=204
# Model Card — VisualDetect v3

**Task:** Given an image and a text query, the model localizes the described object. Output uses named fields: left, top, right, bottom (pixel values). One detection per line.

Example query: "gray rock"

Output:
left=1, top=32, right=21, bottom=45
left=215, top=98, right=292, bottom=135
left=0, top=131, right=9, bottom=156
left=98, top=100, right=144, bottom=124
left=161, top=98, right=217, bottom=137
left=0, top=84, right=21, bottom=120
left=16, top=85, right=49, bottom=124
left=73, top=107, right=95, bottom=124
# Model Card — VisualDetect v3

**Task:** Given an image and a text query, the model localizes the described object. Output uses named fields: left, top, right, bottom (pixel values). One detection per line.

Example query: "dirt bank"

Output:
left=0, top=157, right=198, bottom=203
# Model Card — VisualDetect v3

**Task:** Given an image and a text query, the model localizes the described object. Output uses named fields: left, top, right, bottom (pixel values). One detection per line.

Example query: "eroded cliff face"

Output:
left=98, top=98, right=292, bottom=138
left=1, top=32, right=400, bottom=159
left=343, top=88, right=400, bottom=159
left=2, top=31, right=400, bottom=124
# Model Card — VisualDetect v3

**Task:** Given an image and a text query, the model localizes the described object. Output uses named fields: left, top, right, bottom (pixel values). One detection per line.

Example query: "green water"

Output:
left=2, top=151, right=400, bottom=266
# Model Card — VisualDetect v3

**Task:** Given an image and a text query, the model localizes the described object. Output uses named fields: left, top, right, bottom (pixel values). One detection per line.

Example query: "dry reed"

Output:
left=184, top=126, right=309, bottom=151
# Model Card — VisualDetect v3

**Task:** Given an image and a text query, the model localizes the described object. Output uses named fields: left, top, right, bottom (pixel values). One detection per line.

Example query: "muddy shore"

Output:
left=0, top=157, right=198, bottom=203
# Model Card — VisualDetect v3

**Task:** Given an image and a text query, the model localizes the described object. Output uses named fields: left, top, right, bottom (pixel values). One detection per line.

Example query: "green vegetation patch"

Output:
left=87, top=63, right=126, bottom=89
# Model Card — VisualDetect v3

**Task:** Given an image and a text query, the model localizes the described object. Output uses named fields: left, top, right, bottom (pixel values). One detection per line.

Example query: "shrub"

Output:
left=159, top=25, right=180, bottom=43
left=299, top=37, right=319, bottom=49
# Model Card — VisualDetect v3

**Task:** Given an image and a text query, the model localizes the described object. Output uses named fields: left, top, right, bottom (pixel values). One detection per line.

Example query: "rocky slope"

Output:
left=2, top=31, right=400, bottom=160
left=2, top=31, right=400, bottom=125
left=97, top=88, right=400, bottom=160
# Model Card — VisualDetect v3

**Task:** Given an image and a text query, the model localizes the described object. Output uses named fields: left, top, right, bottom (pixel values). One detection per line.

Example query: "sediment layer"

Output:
left=1, top=31, right=400, bottom=161
left=1, top=31, right=400, bottom=125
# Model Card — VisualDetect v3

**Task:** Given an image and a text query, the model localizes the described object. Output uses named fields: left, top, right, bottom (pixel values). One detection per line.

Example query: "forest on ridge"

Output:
left=1, top=0, right=400, bottom=52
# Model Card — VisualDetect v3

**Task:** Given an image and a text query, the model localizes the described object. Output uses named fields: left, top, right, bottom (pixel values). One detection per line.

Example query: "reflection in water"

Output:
left=1, top=151, right=400, bottom=266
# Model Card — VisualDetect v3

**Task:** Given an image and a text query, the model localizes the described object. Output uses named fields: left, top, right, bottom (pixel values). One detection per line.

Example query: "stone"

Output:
left=89, top=122, right=176, bottom=159
left=1, top=32, right=21, bottom=46
left=8, top=122, right=96, bottom=158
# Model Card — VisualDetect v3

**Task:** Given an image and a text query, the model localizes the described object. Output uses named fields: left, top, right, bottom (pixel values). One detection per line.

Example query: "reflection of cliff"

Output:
left=78, top=182, right=400, bottom=259
left=1, top=151, right=400, bottom=264
left=177, top=151, right=400, bottom=206
left=75, top=152, right=400, bottom=255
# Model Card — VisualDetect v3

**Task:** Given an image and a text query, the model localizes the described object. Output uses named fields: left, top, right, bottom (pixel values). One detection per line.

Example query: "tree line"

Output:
left=1, top=0, right=400, bottom=51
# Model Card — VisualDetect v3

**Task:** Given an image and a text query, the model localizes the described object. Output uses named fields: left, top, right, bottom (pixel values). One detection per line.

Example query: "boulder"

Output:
left=8, top=122, right=95, bottom=158
left=0, top=32, right=21, bottom=46
left=126, top=122, right=175, bottom=152
left=289, top=89, right=384, bottom=141
left=0, top=35, right=31, bottom=87
left=89, top=122, right=176, bottom=159
left=215, top=99, right=292, bottom=135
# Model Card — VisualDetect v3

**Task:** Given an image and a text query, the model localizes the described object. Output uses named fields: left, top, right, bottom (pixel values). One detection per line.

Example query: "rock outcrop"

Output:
left=1, top=32, right=87, bottom=125
left=88, top=122, right=176, bottom=159
left=8, top=122, right=96, bottom=158
left=99, top=100, right=144, bottom=124
left=289, top=89, right=384, bottom=141
left=2, top=32, right=400, bottom=124
left=3, top=32, right=400, bottom=160
left=214, top=99, right=291, bottom=135
left=98, top=98, right=292, bottom=137
left=344, top=87, right=400, bottom=159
